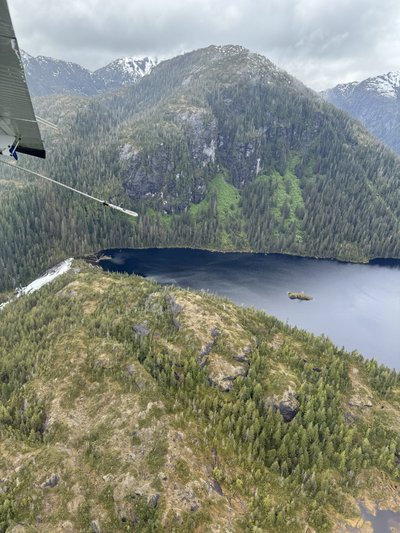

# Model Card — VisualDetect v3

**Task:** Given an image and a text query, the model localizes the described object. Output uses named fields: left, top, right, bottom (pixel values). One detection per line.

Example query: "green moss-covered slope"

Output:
left=0, top=261, right=399, bottom=532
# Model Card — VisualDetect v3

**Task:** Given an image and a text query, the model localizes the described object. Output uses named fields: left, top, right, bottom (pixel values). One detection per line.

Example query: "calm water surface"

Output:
left=357, top=502, right=400, bottom=532
left=99, top=249, right=400, bottom=370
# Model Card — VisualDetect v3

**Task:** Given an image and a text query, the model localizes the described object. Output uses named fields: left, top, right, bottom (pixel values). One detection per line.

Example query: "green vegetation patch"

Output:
left=209, top=174, right=241, bottom=220
left=146, top=437, right=168, bottom=474
left=188, top=173, right=245, bottom=248
left=189, top=173, right=240, bottom=218
left=257, top=160, right=305, bottom=242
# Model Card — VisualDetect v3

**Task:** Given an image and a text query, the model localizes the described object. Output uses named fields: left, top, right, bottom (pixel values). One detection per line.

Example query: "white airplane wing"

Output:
left=0, top=0, right=138, bottom=218
left=0, top=0, right=45, bottom=158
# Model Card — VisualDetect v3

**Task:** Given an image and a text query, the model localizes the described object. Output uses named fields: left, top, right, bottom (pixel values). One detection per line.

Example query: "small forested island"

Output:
left=288, top=291, right=314, bottom=301
left=0, top=259, right=399, bottom=532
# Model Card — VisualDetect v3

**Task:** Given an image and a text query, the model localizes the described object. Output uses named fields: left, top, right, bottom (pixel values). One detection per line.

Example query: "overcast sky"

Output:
left=9, top=0, right=400, bottom=90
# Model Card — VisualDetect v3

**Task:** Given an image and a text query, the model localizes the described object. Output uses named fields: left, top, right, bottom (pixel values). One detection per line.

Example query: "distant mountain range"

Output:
left=322, top=71, right=400, bottom=154
left=21, top=50, right=157, bottom=96
left=24, top=50, right=400, bottom=158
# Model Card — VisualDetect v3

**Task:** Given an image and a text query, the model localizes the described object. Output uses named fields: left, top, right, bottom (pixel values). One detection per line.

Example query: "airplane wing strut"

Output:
left=0, top=159, right=138, bottom=218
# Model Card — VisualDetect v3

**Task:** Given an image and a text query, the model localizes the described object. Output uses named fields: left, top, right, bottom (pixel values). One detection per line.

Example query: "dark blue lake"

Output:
left=99, top=248, right=400, bottom=370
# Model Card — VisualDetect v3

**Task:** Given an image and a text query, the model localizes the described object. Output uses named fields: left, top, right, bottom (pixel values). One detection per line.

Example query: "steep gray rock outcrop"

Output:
left=122, top=108, right=218, bottom=212
left=207, top=354, right=248, bottom=392
left=279, top=389, right=300, bottom=422
left=264, top=388, right=300, bottom=422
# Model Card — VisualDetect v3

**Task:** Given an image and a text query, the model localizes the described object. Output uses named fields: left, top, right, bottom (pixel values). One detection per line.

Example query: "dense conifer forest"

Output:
left=0, top=261, right=399, bottom=531
left=1, top=45, right=400, bottom=291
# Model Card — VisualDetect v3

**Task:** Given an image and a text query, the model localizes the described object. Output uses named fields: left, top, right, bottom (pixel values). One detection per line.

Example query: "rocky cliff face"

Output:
left=118, top=45, right=306, bottom=211
left=122, top=106, right=218, bottom=212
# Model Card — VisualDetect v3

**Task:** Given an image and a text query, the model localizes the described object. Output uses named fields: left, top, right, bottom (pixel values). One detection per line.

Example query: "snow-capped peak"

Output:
left=115, top=56, right=157, bottom=78
left=96, top=56, right=157, bottom=82
left=20, top=50, right=158, bottom=97
left=92, top=56, right=157, bottom=91
left=326, top=71, right=400, bottom=101
left=364, top=71, right=400, bottom=99
left=334, top=81, right=358, bottom=96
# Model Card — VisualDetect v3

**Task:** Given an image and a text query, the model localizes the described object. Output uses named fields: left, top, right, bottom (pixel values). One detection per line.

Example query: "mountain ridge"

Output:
left=322, top=70, right=400, bottom=154
left=21, top=49, right=157, bottom=96
left=0, top=258, right=399, bottom=532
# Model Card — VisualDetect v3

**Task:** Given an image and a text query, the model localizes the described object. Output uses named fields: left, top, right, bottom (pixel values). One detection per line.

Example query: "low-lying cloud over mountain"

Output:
left=10, top=0, right=400, bottom=90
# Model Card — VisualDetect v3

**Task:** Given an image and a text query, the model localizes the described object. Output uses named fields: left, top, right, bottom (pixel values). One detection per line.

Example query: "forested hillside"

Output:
left=0, top=261, right=399, bottom=532
left=1, top=45, right=400, bottom=290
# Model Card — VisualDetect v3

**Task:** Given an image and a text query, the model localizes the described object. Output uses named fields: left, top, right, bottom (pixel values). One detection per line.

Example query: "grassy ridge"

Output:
left=0, top=261, right=399, bottom=531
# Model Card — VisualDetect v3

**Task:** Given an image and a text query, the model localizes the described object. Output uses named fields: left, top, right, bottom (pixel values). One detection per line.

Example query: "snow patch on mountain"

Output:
left=0, top=258, right=73, bottom=310
left=326, top=72, right=400, bottom=101
left=333, top=81, right=358, bottom=98
left=364, top=72, right=400, bottom=98
left=20, top=258, right=73, bottom=295
left=117, top=57, right=155, bottom=77
left=93, top=56, right=157, bottom=92
left=323, top=70, right=400, bottom=154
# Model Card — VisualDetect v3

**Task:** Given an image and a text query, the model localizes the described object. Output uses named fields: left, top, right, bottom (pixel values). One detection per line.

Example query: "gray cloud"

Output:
left=9, top=0, right=400, bottom=90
